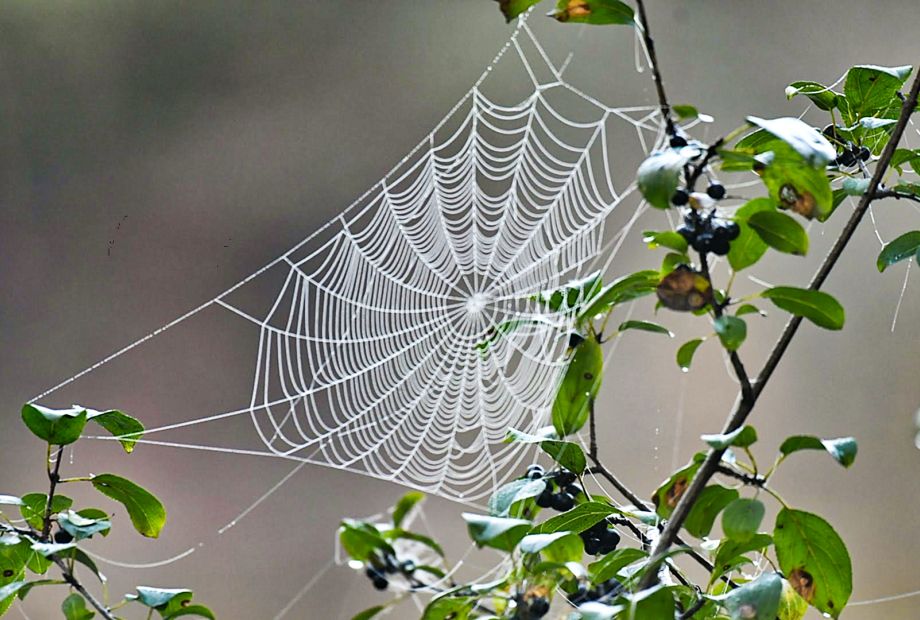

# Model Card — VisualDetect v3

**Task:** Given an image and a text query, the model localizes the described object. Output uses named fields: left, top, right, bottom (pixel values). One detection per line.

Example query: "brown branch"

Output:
left=634, top=0, right=676, bottom=137
left=872, top=188, right=920, bottom=204
left=41, top=446, right=64, bottom=541
left=51, top=556, right=118, bottom=620
left=637, top=64, right=920, bottom=590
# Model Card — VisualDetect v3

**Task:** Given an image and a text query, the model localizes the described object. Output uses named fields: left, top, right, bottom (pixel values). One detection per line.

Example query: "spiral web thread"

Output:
left=32, top=19, right=668, bottom=502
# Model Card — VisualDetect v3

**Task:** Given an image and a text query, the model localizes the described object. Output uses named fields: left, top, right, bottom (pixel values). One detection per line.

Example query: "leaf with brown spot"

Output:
left=774, top=508, right=852, bottom=618
left=656, top=265, right=712, bottom=312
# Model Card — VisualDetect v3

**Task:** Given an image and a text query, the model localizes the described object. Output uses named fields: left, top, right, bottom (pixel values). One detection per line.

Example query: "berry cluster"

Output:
left=834, top=144, right=871, bottom=168
left=364, top=550, right=416, bottom=591
left=53, top=528, right=74, bottom=544
left=579, top=518, right=621, bottom=555
left=677, top=211, right=740, bottom=256
left=516, top=594, right=550, bottom=619
left=527, top=465, right=581, bottom=512
left=568, top=577, right=624, bottom=607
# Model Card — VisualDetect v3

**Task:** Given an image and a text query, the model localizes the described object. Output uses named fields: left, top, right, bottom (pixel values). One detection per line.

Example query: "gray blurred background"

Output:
left=1, top=1, right=919, bottom=618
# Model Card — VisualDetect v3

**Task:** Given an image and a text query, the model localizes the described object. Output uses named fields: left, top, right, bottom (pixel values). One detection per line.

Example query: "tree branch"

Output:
left=634, top=0, right=676, bottom=137
left=637, top=64, right=920, bottom=590
left=51, top=556, right=118, bottom=620
left=871, top=188, right=920, bottom=204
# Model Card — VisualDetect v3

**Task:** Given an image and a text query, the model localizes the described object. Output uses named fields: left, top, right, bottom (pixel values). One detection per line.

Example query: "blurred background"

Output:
left=1, top=1, right=919, bottom=618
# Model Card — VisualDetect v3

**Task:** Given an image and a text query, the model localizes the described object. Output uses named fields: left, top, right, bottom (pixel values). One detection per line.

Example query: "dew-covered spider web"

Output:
left=31, top=18, right=674, bottom=502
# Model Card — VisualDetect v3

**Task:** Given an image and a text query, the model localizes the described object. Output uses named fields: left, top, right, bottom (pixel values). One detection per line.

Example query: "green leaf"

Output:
left=19, top=493, right=73, bottom=531
left=20, top=404, right=87, bottom=446
left=462, top=514, right=530, bottom=552
left=778, top=578, right=809, bottom=620
left=728, top=198, right=774, bottom=271
left=774, top=508, right=852, bottom=617
left=0, top=582, right=28, bottom=609
left=504, top=428, right=587, bottom=474
left=533, top=271, right=603, bottom=312
left=841, top=178, right=870, bottom=196
left=890, top=148, right=920, bottom=175
left=785, top=81, right=838, bottom=111
left=722, top=498, right=765, bottom=542
left=877, top=231, right=920, bottom=272
left=714, top=533, right=773, bottom=576
left=735, top=304, right=765, bottom=317
left=85, top=408, right=144, bottom=454
left=621, top=584, right=676, bottom=618
left=722, top=572, right=782, bottom=620
left=541, top=441, right=587, bottom=475
left=579, top=270, right=661, bottom=319
left=339, top=520, right=394, bottom=562
left=843, top=65, right=912, bottom=122
left=637, top=149, right=688, bottom=209
left=643, top=230, right=689, bottom=253
left=672, top=104, right=699, bottom=120
left=532, top=501, right=616, bottom=534
left=163, top=605, right=216, bottom=620
left=494, top=0, right=541, bottom=22
left=57, top=510, right=111, bottom=541
left=392, top=492, right=424, bottom=528
left=759, top=141, right=834, bottom=220
left=587, top=547, right=648, bottom=584
left=652, top=453, right=705, bottom=518
left=383, top=529, right=445, bottom=557
left=519, top=532, right=583, bottom=563
left=747, top=116, right=836, bottom=166
left=713, top=316, right=747, bottom=352
left=91, top=474, right=166, bottom=538
left=551, top=335, right=603, bottom=437
left=62, top=593, right=95, bottom=620
left=66, top=548, right=106, bottom=584
left=421, top=594, right=475, bottom=620
left=351, top=606, right=386, bottom=620
left=676, top=338, right=704, bottom=371
left=488, top=478, right=546, bottom=517
left=701, top=425, right=757, bottom=449
left=761, top=287, right=845, bottom=330
left=748, top=211, right=809, bottom=255
left=684, top=485, right=739, bottom=538
left=128, top=586, right=191, bottom=609
left=778, top=436, right=857, bottom=468
left=75, top=509, right=111, bottom=536
left=553, top=0, right=636, bottom=26
left=617, top=320, right=673, bottom=337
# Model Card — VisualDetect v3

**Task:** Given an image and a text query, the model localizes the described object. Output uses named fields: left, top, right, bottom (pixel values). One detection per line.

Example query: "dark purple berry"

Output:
left=529, top=597, right=550, bottom=617
left=710, top=237, right=731, bottom=256
left=54, top=530, right=74, bottom=544
left=555, top=470, right=577, bottom=486
left=836, top=150, right=857, bottom=167
left=563, top=484, right=581, bottom=497
left=568, top=332, right=585, bottom=348
left=677, top=224, right=696, bottom=242
left=859, top=146, right=871, bottom=161
left=671, top=189, right=690, bottom=206
left=536, top=487, right=554, bottom=508
left=706, top=183, right=726, bottom=200
left=669, top=135, right=688, bottom=148
left=691, top=231, right=713, bottom=253
left=724, top=221, right=740, bottom=240
left=582, top=535, right=600, bottom=555
left=372, top=576, right=389, bottom=590
left=551, top=492, right=575, bottom=512
left=526, top=464, right=545, bottom=480
left=400, top=559, right=416, bottom=574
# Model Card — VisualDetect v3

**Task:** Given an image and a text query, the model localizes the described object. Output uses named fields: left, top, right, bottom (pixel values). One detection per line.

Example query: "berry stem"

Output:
left=634, top=0, right=676, bottom=138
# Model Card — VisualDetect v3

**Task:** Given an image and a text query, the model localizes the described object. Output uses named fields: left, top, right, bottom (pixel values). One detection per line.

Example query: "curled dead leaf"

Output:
left=778, top=184, right=817, bottom=219
left=555, top=0, right=591, bottom=21
left=656, top=265, right=712, bottom=311
left=666, top=476, right=689, bottom=508
left=788, top=567, right=815, bottom=603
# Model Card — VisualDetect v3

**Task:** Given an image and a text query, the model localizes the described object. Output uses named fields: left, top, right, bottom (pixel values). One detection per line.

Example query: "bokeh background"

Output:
left=1, top=1, right=919, bottom=618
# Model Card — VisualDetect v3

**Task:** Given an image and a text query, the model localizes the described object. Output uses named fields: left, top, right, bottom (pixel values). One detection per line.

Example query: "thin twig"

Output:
left=872, top=188, right=920, bottom=204
left=634, top=0, right=676, bottom=137
left=41, top=445, right=64, bottom=541
left=51, top=556, right=118, bottom=620
left=638, top=64, right=920, bottom=590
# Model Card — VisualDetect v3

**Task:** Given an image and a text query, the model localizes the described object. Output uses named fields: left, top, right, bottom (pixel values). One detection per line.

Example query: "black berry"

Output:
left=859, top=146, right=871, bottom=161
left=836, top=149, right=857, bottom=167
left=563, top=484, right=582, bottom=497
left=384, top=554, right=399, bottom=574
left=554, top=470, right=577, bottom=486
left=669, top=135, right=688, bottom=148
left=723, top=221, right=740, bottom=241
left=691, top=231, right=713, bottom=253
left=536, top=487, right=554, bottom=508
left=372, top=575, right=389, bottom=590
left=400, top=559, right=416, bottom=574
left=706, top=183, right=726, bottom=200
left=671, top=189, right=690, bottom=206
left=551, top=491, right=575, bottom=512
left=526, top=464, right=545, bottom=480
left=568, top=332, right=585, bottom=348
left=529, top=597, right=550, bottom=617
left=54, top=530, right=74, bottom=544
left=677, top=224, right=696, bottom=242
left=710, top=237, right=730, bottom=256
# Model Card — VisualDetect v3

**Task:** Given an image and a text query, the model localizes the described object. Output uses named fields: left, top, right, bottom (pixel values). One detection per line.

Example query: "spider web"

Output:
left=31, top=19, right=667, bottom=502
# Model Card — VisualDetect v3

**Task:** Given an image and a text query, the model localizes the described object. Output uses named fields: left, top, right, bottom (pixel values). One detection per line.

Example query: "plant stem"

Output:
left=634, top=0, right=675, bottom=137
left=638, top=64, right=920, bottom=591
left=41, top=445, right=63, bottom=541
left=51, top=556, right=118, bottom=620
